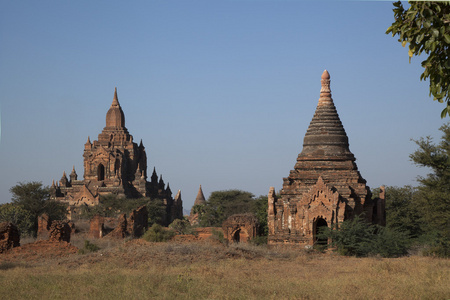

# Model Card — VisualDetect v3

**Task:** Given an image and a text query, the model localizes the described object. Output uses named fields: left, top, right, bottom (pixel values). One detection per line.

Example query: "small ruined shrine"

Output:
left=268, top=70, right=385, bottom=246
left=50, top=88, right=183, bottom=224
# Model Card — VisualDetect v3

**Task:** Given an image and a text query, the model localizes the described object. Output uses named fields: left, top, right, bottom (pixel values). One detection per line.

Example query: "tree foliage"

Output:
left=77, top=195, right=167, bottom=226
left=8, top=181, right=67, bottom=236
left=409, top=123, right=450, bottom=256
left=321, top=216, right=410, bottom=257
left=196, top=189, right=268, bottom=236
left=380, top=185, right=423, bottom=239
left=197, top=190, right=255, bottom=227
left=0, top=203, right=34, bottom=236
left=386, top=1, right=450, bottom=118
left=169, top=218, right=195, bottom=235
left=142, top=223, right=175, bottom=242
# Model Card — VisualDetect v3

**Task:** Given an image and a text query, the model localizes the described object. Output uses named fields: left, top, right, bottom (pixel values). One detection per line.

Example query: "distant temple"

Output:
left=189, top=185, right=206, bottom=225
left=268, top=70, right=385, bottom=246
left=50, top=88, right=183, bottom=224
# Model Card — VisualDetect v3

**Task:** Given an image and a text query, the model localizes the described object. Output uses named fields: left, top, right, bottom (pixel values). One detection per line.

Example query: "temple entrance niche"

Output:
left=233, top=229, right=241, bottom=243
left=314, top=217, right=328, bottom=245
left=97, top=164, right=105, bottom=181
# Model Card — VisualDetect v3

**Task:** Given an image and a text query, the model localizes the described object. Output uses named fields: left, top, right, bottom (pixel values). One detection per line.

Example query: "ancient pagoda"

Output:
left=267, top=70, right=385, bottom=246
left=189, top=185, right=206, bottom=225
left=50, top=88, right=183, bottom=224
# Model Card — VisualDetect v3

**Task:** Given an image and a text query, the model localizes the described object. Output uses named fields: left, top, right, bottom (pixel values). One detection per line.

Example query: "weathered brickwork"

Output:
left=89, top=215, right=105, bottom=239
left=0, top=222, right=20, bottom=253
left=50, top=88, right=183, bottom=225
left=268, top=70, right=385, bottom=246
left=48, top=221, right=72, bottom=243
left=222, top=214, right=259, bottom=243
left=37, top=213, right=52, bottom=240
left=127, top=205, right=148, bottom=238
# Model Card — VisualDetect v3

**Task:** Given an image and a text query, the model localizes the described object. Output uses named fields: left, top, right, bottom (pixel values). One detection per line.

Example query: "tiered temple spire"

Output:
left=296, top=70, right=355, bottom=166
left=267, top=70, right=384, bottom=246
left=194, top=185, right=206, bottom=206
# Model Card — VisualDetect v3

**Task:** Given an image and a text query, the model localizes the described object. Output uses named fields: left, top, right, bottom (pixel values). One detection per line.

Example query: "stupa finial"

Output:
left=319, top=70, right=332, bottom=106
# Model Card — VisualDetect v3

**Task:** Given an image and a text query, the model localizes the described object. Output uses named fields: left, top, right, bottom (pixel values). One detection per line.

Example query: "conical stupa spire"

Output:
left=194, top=185, right=206, bottom=206
left=297, top=70, right=354, bottom=162
left=106, top=87, right=125, bottom=128
left=318, top=70, right=333, bottom=106
left=112, top=87, right=119, bottom=107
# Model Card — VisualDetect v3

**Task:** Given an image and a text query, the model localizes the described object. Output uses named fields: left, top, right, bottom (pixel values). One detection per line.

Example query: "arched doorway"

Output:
left=233, top=229, right=241, bottom=243
left=314, top=218, right=328, bottom=245
left=97, top=164, right=105, bottom=181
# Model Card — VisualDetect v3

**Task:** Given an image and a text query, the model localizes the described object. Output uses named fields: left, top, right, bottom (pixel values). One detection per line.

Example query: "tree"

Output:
left=321, top=215, right=409, bottom=257
left=386, top=1, right=450, bottom=118
left=382, top=186, right=423, bottom=239
left=197, top=189, right=256, bottom=228
left=169, top=218, right=194, bottom=235
left=409, top=123, right=450, bottom=256
left=147, top=199, right=167, bottom=226
left=252, top=195, right=268, bottom=236
left=77, top=195, right=167, bottom=226
left=9, top=181, right=67, bottom=235
left=0, top=203, right=34, bottom=236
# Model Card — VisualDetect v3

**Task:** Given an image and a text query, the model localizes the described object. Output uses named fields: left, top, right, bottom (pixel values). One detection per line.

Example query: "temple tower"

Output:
left=50, top=88, right=183, bottom=224
left=82, top=87, right=147, bottom=197
left=189, top=185, right=207, bottom=225
left=267, top=70, right=385, bottom=246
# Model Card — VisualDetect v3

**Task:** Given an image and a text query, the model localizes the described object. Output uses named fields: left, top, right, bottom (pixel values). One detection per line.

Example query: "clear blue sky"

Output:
left=0, top=1, right=447, bottom=211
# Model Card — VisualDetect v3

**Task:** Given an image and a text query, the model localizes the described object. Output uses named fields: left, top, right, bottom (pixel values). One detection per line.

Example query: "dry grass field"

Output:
left=0, top=237, right=449, bottom=300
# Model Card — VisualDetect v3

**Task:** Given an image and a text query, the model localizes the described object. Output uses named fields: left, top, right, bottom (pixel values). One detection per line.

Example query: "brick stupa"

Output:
left=267, top=70, right=385, bottom=246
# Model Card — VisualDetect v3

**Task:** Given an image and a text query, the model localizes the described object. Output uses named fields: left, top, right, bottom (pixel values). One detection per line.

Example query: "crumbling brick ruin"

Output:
left=0, top=222, right=20, bottom=253
left=91, top=206, right=148, bottom=239
left=127, top=206, right=148, bottom=238
left=268, top=70, right=385, bottom=246
left=48, top=221, right=72, bottom=243
left=108, top=214, right=128, bottom=239
left=89, top=215, right=105, bottom=239
left=222, top=214, right=259, bottom=243
left=37, top=213, right=52, bottom=240
left=37, top=214, right=72, bottom=242
left=50, top=88, right=183, bottom=225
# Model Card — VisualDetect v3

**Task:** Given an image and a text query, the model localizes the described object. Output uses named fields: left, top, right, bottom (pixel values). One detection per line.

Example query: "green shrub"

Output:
left=210, top=229, right=227, bottom=245
left=142, top=224, right=175, bottom=242
left=419, top=231, right=450, bottom=257
left=250, top=235, right=267, bottom=246
left=78, top=240, right=100, bottom=254
left=169, top=218, right=195, bottom=235
left=322, top=215, right=410, bottom=257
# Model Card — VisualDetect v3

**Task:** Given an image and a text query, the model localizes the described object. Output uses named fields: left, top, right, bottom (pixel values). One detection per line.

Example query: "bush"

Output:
left=142, top=224, right=175, bottom=242
left=78, top=240, right=100, bottom=254
left=419, top=231, right=450, bottom=257
left=370, top=227, right=410, bottom=257
left=210, top=229, right=227, bottom=245
left=249, top=236, right=267, bottom=246
left=0, top=204, right=35, bottom=237
left=169, top=219, right=195, bottom=235
left=322, top=216, right=410, bottom=257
